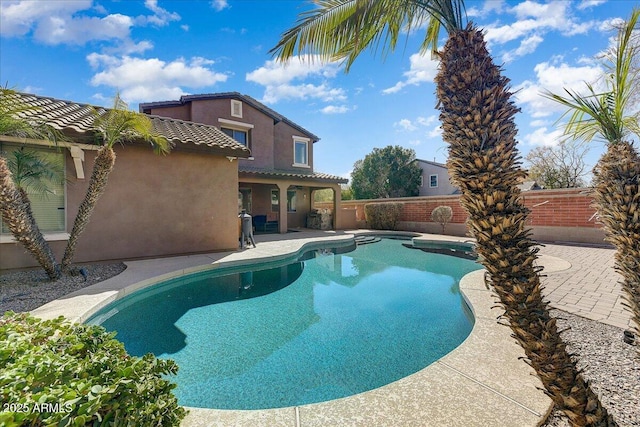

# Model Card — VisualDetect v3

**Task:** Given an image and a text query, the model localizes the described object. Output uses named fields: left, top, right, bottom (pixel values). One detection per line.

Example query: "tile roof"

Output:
left=414, top=158, right=447, bottom=168
left=139, top=92, right=320, bottom=142
left=3, top=92, right=251, bottom=158
left=239, top=167, right=348, bottom=184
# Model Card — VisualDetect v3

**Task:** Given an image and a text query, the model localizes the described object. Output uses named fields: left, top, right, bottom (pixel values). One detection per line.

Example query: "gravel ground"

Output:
left=0, top=265, right=638, bottom=426
left=0, top=263, right=126, bottom=313
left=542, top=310, right=639, bottom=427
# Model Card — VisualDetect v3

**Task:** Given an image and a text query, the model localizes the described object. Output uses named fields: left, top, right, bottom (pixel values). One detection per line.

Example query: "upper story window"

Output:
left=429, top=174, right=438, bottom=188
left=231, top=99, right=243, bottom=118
left=221, top=127, right=248, bottom=146
left=218, top=118, right=254, bottom=149
left=293, top=136, right=310, bottom=167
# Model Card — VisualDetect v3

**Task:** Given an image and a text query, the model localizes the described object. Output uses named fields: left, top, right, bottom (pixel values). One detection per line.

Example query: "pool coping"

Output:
left=31, top=231, right=570, bottom=427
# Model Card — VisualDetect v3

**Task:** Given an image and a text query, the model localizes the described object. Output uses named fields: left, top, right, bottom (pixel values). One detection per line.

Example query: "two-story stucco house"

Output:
left=413, top=158, right=458, bottom=197
left=139, top=93, right=348, bottom=234
left=1, top=92, right=250, bottom=270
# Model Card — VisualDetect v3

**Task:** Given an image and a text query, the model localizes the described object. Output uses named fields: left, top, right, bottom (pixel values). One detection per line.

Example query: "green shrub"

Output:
left=431, top=205, right=453, bottom=234
left=364, top=202, right=404, bottom=230
left=0, top=312, right=186, bottom=427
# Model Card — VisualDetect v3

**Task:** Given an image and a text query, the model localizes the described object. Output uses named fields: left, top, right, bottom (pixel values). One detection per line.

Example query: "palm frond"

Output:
left=543, top=7, right=640, bottom=146
left=270, top=0, right=437, bottom=71
left=4, top=147, right=64, bottom=195
left=93, top=94, right=170, bottom=154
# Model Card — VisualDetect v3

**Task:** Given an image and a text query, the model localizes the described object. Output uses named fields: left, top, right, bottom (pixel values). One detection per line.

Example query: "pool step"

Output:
left=354, top=235, right=382, bottom=245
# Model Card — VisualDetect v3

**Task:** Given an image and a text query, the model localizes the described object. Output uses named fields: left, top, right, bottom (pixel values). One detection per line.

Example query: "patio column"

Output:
left=277, top=182, right=288, bottom=233
left=332, top=184, right=342, bottom=229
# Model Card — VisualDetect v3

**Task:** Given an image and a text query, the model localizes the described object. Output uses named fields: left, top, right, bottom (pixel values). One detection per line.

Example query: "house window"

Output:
left=0, top=144, right=65, bottom=234
left=271, top=189, right=279, bottom=212
left=231, top=100, right=243, bottom=118
left=293, top=137, right=309, bottom=167
left=287, top=190, right=297, bottom=212
left=430, top=174, right=438, bottom=188
left=238, top=188, right=252, bottom=213
left=221, top=127, right=248, bottom=147
left=420, top=175, right=424, bottom=187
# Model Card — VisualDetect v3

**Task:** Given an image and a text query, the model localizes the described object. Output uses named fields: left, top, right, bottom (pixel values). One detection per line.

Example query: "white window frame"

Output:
left=429, top=174, right=438, bottom=188
left=218, top=118, right=254, bottom=148
left=292, top=136, right=310, bottom=168
left=231, top=99, right=243, bottom=118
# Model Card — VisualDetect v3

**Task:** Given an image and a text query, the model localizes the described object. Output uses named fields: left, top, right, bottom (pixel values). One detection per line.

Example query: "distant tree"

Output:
left=525, top=140, right=589, bottom=188
left=351, top=146, right=422, bottom=199
left=341, top=184, right=354, bottom=201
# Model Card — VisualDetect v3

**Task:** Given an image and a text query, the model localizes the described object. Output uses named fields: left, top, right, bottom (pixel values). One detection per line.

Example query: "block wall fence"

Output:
left=316, top=188, right=609, bottom=246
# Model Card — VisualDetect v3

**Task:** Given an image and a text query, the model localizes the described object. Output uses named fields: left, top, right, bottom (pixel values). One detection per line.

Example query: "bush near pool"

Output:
left=0, top=312, right=186, bottom=426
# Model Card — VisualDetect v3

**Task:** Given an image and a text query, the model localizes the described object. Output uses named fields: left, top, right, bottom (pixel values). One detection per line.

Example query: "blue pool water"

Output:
left=89, top=238, right=481, bottom=409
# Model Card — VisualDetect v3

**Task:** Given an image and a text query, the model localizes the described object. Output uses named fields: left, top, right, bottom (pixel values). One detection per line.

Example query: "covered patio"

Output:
left=238, top=169, right=348, bottom=234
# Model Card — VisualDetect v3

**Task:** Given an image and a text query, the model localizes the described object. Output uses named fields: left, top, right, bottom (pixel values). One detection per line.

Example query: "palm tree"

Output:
left=0, top=88, right=62, bottom=279
left=61, top=94, right=170, bottom=272
left=271, top=1, right=614, bottom=425
left=543, top=8, right=640, bottom=351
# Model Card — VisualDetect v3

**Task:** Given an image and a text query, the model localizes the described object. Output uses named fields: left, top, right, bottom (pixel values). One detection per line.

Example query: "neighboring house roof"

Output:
left=414, top=158, right=448, bottom=169
left=139, top=92, right=320, bottom=142
left=3, top=92, right=251, bottom=158
left=239, top=167, right=348, bottom=184
left=518, top=180, right=542, bottom=191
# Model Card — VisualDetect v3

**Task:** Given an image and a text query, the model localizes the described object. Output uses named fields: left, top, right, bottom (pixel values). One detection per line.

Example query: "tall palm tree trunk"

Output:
left=61, top=146, right=116, bottom=272
left=0, top=157, right=60, bottom=280
left=436, top=25, right=615, bottom=426
left=592, top=141, right=640, bottom=342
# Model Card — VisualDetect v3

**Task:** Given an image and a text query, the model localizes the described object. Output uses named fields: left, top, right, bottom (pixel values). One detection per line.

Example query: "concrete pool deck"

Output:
left=30, top=230, right=629, bottom=427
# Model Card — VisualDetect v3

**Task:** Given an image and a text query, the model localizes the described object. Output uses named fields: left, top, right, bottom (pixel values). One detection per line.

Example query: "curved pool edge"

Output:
left=30, top=233, right=356, bottom=323
left=29, top=231, right=569, bottom=426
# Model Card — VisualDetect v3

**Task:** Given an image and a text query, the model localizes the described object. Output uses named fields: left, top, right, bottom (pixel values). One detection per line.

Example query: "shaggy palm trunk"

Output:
left=592, top=141, right=640, bottom=345
left=61, top=146, right=116, bottom=272
left=0, top=157, right=60, bottom=280
left=435, top=25, right=615, bottom=426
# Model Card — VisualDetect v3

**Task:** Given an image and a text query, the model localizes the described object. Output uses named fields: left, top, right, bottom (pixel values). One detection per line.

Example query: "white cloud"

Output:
left=394, top=116, right=437, bottom=132
left=138, top=0, right=181, bottom=27
left=0, top=0, right=91, bottom=37
left=521, top=126, right=565, bottom=147
left=395, top=119, right=417, bottom=131
left=36, top=13, right=134, bottom=45
left=88, top=54, right=228, bottom=103
left=483, top=0, right=600, bottom=60
left=0, top=0, right=180, bottom=51
left=246, top=57, right=346, bottom=104
left=211, top=0, right=229, bottom=12
left=502, top=34, right=543, bottom=63
left=426, top=125, right=443, bottom=138
left=577, top=0, right=606, bottom=10
left=383, top=53, right=438, bottom=94
left=467, top=0, right=506, bottom=19
left=321, top=105, right=351, bottom=114
left=514, top=58, right=603, bottom=118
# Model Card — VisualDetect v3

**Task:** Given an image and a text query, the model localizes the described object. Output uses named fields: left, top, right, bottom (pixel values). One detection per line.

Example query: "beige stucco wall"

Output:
left=1, top=144, right=239, bottom=270
left=417, top=161, right=457, bottom=196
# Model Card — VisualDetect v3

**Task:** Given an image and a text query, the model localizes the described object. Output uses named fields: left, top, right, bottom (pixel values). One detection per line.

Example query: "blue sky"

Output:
left=0, top=0, right=636, bottom=182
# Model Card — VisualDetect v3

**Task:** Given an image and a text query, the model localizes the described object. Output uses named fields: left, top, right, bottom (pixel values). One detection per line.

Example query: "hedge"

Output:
left=364, top=202, right=404, bottom=230
left=0, top=312, right=186, bottom=427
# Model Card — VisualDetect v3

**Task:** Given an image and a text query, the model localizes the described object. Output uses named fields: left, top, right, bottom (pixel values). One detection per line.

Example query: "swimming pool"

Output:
left=88, top=238, right=481, bottom=410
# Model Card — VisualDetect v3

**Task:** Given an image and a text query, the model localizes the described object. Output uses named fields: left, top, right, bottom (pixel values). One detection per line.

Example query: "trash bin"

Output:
left=238, top=210, right=256, bottom=249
